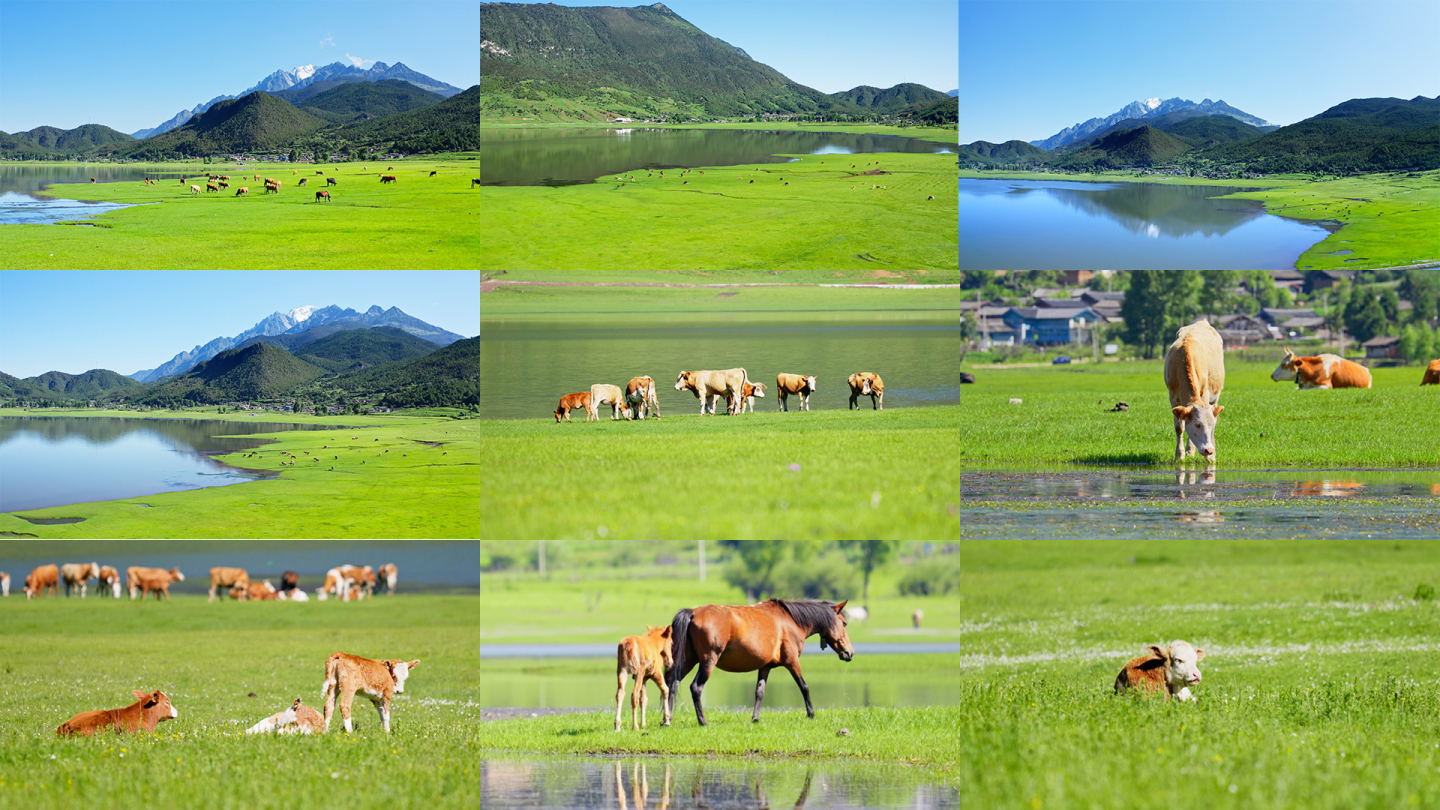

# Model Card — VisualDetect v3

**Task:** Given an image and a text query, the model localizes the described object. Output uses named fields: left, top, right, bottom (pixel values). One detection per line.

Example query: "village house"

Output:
left=1305, top=269, right=1356, bottom=292
left=1362, top=335, right=1401, bottom=360
left=1002, top=306, right=1102, bottom=346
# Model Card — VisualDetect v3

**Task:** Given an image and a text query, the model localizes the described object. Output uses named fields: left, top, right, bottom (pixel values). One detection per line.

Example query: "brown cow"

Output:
left=298, top=177, right=308, bottom=186
left=209, top=567, right=250, bottom=601
left=61, top=562, right=99, bottom=597
left=96, top=566, right=122, bottom=598
left=555, top=392, right=592, bottom=423
left=264, top=184, right=279, bottom=194
left=847, top=372, right=884, bottom=410
left=1270, top=348, right=1371, bottom=389
left=1421, top=359, right=1440, bottom=385
left=206, top=183, right=219, bottom=193
left=1165, top=320, right=1225, bottom=462
left=246, top=697, right=324, bottom=735
left=1114, top=640, right=1205, bottom=702
left=232, top=580, right=279, bottom=600
left=57, top=690, right=178, bottom=737
left=219, top=175, right=230, bottom=181
left=139, top=574, right=172, bottom=601
left=377, top=563, right=398, bottom=595
left=235, top=187, right=249, bottom=196
left=90, top=177, right=96, bottom=183
left=320, top=651, right=421, bottom=734
left=380, top=175, right=397, bottom=184
left=624, top=376, right=660, bottom=420
left=315, top=190, right=331, bottom=202
left=776, top=373, right=818, bottom=412
left=615, top=625, right=673, bottom=731
left=280, top=571, right=300, bottom=595
left=24, top=564, right=60, bottom=599
left=726, top=381, right=766, bottom=414
left=675, top=369, right=749, bottom=415
left=316, top=170, right=324, bottom=175
left=126, top=567, right=184, bottom=600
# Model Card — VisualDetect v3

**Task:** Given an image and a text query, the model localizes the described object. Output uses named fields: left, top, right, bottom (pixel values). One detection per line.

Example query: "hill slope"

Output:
left=294, top=327, right=440, bottom=373
left=126, top=342, right=327, bottom=405
left=120, top=92, right=325, bottom=159
left=1200, top=95, right=1440, bottom=172
left=0, top=124, right=135, bottom=157
left=1159, top=114, right=1265, bottom=148
left=298, top=79, right=446, bottom=124
left=0, top=371, right=45, bottom=399
left=337, top=85, right=480, bottom=152
left=330, top=336, right=477, bottom=407
left=959, top=139, right=1048, bottom=164
left=831, top=83, right=951, bottom=114
left=1050, top=125, right=1191, bottom=169
left=22, top=369, right=142, bottom=399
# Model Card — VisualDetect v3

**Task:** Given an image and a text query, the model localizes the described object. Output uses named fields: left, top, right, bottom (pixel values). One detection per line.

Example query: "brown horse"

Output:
left=664, top=598, right=852, bottom=726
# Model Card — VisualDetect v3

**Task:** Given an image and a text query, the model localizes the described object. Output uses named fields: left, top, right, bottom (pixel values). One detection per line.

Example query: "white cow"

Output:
left=1163, top=320, right=1225, bottom=462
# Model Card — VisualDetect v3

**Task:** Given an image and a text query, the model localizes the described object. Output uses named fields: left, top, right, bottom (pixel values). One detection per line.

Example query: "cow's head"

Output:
left=806, top=376, right=817, bottom=393
left=861, top=376, right=874, bottom=395
left=136, top=689, right=179, bottom=720
left=388, top=659, right=421, bottom=693
left=819, top=601, right=854, bottom=662
left=1173, top=403, right=1223, bottom=458
left=674, top=371, right=692, bottom=392
left=1164, top=641, right=1204, bottom=690
left=24, top=574, right=35, bottom=599
left=751, top=383, right=766, bottom=398
left=1270, top=348, right=1301, bottom=382
left=170, top=568, right=185, bottom=581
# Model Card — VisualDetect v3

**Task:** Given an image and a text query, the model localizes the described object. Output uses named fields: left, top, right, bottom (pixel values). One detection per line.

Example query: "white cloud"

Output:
left=320, top=33, right=336, bottom=49
left=346, top=53, right=377, bottom=68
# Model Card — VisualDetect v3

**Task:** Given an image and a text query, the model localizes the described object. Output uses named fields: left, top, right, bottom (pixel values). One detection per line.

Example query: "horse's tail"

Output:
left=667, top=608, right=694, bottom=694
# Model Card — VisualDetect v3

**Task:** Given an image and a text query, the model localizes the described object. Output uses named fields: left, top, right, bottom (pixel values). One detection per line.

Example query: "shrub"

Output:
left=773, top=553, right=858, bottom=601
left=1416, top=583, right=1435, bottom=601
left=897, top=555, right=960, bottom=596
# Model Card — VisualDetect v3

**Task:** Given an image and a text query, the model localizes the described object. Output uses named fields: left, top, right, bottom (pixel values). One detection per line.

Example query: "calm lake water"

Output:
left=0, top=416, right=355, bottom=513
left=479, top=313, right=962, bottom=420
left=481, top=127, right=957, bottom=186
left=481, top=757, right=958, bottom=810
left=0, top=164, right=199, bottom=224
left=958, top=178, right=1337, bottom=270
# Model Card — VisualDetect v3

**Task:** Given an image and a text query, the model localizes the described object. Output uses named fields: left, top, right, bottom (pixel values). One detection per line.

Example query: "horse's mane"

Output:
left=769, top=599, right=840, bottom=635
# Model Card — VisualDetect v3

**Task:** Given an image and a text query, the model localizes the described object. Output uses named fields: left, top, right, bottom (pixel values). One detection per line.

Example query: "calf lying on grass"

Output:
left=57, top=690, right=177, bottom=736
left=246, top=698, right=324, bottom=734
left=615, top=625, right=673, bottom=731
left=1114, top=640, right=1205, bottom=701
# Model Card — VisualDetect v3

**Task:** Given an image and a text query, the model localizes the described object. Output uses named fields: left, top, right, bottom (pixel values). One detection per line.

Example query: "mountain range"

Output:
left=0, top=369, right=140, bottom=400
left=1030, top=97, right=1273, bottom=151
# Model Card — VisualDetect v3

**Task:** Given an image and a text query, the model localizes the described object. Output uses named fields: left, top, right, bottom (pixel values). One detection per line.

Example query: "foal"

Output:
left=615, top=625, right=673, bottom=731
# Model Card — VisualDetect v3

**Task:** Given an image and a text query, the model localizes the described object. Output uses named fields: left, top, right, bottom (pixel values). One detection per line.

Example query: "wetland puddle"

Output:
left=959, top=466, right=1440, bottom=500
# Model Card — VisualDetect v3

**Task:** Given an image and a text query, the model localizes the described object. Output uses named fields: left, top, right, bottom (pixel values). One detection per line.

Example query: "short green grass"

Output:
left=480, top=283, right=966, bottom=315
left=0, top=158, right=480, bottom=269
left=0, top=593, right=479, bottom=809
left=478, top=405, right=961, bottom=540
left=476, top=151, right=958, bottom=278
left=0, top=409, right=480, bottom=538
left=483, top=118, right=958, bottom=146
left=956, top=360, right=1440, bottom=466
left=961, top=538, right=1440, bottom=810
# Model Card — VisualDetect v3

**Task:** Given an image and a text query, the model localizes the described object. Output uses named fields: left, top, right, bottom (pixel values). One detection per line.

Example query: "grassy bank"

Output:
left=480, top=283, right=964, bottom=314
left=0, top=409, right=480, bottom=538
left=484, top=119, right=957, bottom=144
left=959, top=168, right=1440, bottom=271
left=961, top=538, right=1440, bottom=809
left=476, top=151, right=958, bottom=279
left=955, top=361, right=1440, bottom=466
left=0, top=593, right=479, bottom=809
left=0, top=158, right=480, bottom=270
left=479, top=405, right=961, bottom=540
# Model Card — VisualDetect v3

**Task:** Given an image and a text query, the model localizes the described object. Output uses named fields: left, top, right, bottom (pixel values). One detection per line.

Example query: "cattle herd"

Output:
left=152, top=167, right=462, bottom=203
left=555, top=369, right=887, bottom=422
left=5, top=562, right=398, bottom=602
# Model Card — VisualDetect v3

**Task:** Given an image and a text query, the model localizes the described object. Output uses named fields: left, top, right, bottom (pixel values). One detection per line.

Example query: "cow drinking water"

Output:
left=1163, top=320, right=1225, bottom=463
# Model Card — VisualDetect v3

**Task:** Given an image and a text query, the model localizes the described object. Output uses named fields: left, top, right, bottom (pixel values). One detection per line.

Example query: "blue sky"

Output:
left=0, top=1, right=480, bottom=134
left=484, top=0, right=959, bottom=96
left=957, top=0, right=1440, bottom=144
left=0, top=271, right=480, bottom=379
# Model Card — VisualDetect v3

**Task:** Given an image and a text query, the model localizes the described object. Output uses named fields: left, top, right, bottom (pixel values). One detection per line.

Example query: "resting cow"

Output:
left=1420, top=358, right=1440, bottom=385
left=232, top=580, right=279, bottom=600
left=847, top=372, right=884, bottom=410
left=320, top=651, right=420, bottom=734
left=246, top=698, right=324, bottom=734
left=776, top=373, right=818, bottom=412
left=1163, top=320, right=1225, bottom=463
left=590, top=384, right=625, bottom=421
left=1114, top=640, right=1205, bottom=702
left=555, top=392, right=592, bottom=423
left=1270, top=348, right=1371, bottom=389
left=674, top=369, right=749, bottom=416
left=24, top=564, right=60, bottom=599
left=624, top=376, right=660, bottom=420
left=57, top=690, right=178, bottom=736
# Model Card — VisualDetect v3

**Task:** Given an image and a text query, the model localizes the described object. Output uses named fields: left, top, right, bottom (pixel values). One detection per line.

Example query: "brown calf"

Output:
left=1421, top=358, right=1440, bottom=385
left=24, top=564, right=60, bottom=599
left=126, top=566, right=184, bottom=600
left=615, top=625, right=673, bottom=730
left=320, top=652, right=421, bottom=734
left=57, top=690, right=178, bottom=737
left=235, top=187, right=249, bottom=196
left=209, top=567, right=250, bottom=601
left=380, top=175, right=398, bottom=184
left=206, top=183, right=219, bottom=193
left=555, top=392, right=592, bottom=423
left=298, top=177, right=308, bottom=186
left=1114, top=640, right=1205, bottom=702
left=139, top=574, right=172, bottom=601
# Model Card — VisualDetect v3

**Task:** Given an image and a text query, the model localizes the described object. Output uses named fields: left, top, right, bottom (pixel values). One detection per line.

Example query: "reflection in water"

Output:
left=1175, top=469, right=1217, bottom=500
left=482, top=757, right=956, bottom=810
left=959, top=467, right=1438, bottom=500
left=1290, top=479, right=1365, bottom=497
left=1013, top=182, right=1268, bottom=239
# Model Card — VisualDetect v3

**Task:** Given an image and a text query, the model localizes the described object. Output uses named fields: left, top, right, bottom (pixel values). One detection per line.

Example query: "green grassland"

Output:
left=955, top=360, right=1440, bottom=466
left=485, top=118, right=958, bottom=145
left=478, top=405, right=961, bottom=540
left=0, top=159, right=480, bottom=270
left=958, top=168, right=1440, bottom=271
left=961, top=539, right=1440, bottom=809
left=481, top=283, right=964, bottom=315
left=0, top=593, right=479, bottom=809
left=0, top=409, right=479, bottom=538
left=477, top=151, right=958, bottom=279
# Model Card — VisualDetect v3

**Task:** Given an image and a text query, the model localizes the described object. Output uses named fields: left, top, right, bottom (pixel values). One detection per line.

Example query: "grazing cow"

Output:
left=298, top=177, right=308, bottom=186
left=589, top=384, right=625, bottom=421
left=139, top=574, right=172, bottom=601
left=1, top=572, right=9, bottom=598
left=264, top=184, right=278, bottom=194
left=61, top=562, right=99, bottom=597
left=315, top=190, right=331, bottom=202
left=1114, top=640, right=1206, bottom=702
left=320, top=651, right=421, bottom=734
left=388, top=166, right=393, bottom=170
left=56, top=690, right=178, bottom=737
left=624, top=376, right=660, bottom=420
left=1163, top=320, right=1225, bottom=462
left=233, top=580, right=279, bottom=601
left=776, top=373, right=818, bottom=412
left=264, top=178, right=278, bottom=188
left=429, top=171, right=437, bottom=177
left=280, top=571, right=300, bottom=595
left=326, top=177, right=337, bottom=187
left=380, top=175, right=398, bottom=184
left=960, top=372, right=977, bottom=384
left=322, top=567, right=353, bottom=600
left=555, top=392, right=592, bottom=423
left=246, top=698, right=324, bottom=735
left=1423, top=359, right=1440, bottom=385
left=674, top=369, right=750, bottom=416
left=355, top=565, right=378, bottom=597
left=24, top=564, right=60, bottom=599
left=208, top=567, right=251, bottom=601
left=219, top=175, right=229, bottom=181
left=90, top=177, right=96, bottom=183
left=206, top=183, right=218, bottom=193
left=126, top=567, right=184, bottom=600
left=189, top=185, right=202, bottom=195
left=847, top=372, right=884, bottom=410
left=727, top=381, right=766, bottom=414
left=1270, top=348, right=1372, bottom=389
left=472, top=179, right=481, bottom=188
left=377, top=563, right=398, bottom=595
left=254, top=175, right=260, bottom=181
left=912, top=609, right=924, bottom=629
left=235, top=187, right=249, bottom=196
left=615, top=625, right=673, bottom=731
left=96, top=566, right=121, bottom=598
left=218, top=181, right=229, bottom=189
left=316, top=170, right=324, bottom=175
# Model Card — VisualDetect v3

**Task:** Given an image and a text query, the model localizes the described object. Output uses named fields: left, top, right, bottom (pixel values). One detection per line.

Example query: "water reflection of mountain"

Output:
left=1027, top=183, right=1265, bottom=238
left=0, top=417, right=340, bottom=452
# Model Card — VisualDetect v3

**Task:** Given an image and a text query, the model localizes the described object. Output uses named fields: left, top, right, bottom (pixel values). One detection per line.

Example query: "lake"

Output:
left=479, top=313, right=963, bottom=420
left=0, top=164, right=199, bottom=225
left=0, top=416, right=357, bottom=514
left=480, top=127, right=957, bottom=186
left=958, top=178, right=1337, bottom=269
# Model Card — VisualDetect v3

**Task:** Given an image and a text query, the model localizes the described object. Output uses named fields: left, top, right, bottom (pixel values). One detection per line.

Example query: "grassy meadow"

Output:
left=476, top=151, right=958, bottom=279
left=961, top=538, right=1440, bottom=809
left=479, top=282, right=965, bottom=314
left=485, top=118, right=958, bottom=145
left=955, top=359, right=1440, bottom=466
left=0, top=593, right=479, bottom=809
left=478, top=405, right=961, bottom=540
left=0, top=408, right=480, bottom=539
left=0, top=158, right=480, bottom=269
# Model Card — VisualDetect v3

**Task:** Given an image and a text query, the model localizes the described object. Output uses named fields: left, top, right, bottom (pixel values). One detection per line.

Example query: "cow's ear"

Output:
left=1147, top=645, right=1167, bottom=661
left=1171, top=405, right=1192, bottom=421
left=1194, top=648, right=1205, bottom=662
left=1212, top=405, right=1224, bottom=418
left=133, top=689, right=149, bottom=702
left=408, top=660, right=420, bottom=669
left=834, top=600, right=847, bottom=613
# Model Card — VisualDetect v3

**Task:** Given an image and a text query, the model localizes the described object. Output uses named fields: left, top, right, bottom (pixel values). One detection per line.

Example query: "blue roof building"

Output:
left=1002, top=307, right=1102, bottom=346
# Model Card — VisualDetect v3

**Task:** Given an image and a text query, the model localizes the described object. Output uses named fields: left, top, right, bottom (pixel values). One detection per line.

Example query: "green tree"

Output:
left=721, top=541, right=789, bottom=601
left=1399, top=270, right=1439, bottom=325
left=1344, top=286, right=1386, bottom=343
left=1399, top=325, right=1422, bottom=365
left=838, top=540, right=898, bottom=608
left=1379, top=287, right=1401, bottom=325
left=289, top=149, right=297, bottom=164
left=1122, top=271, right=1202, bottom=358
left=1197, top=271, right=1239, bottom=316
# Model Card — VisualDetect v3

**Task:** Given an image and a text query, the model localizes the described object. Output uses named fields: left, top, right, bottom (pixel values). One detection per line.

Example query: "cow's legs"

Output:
left=779, top=392, right=787, bottom=412
left=690, top=655, right=717, bottom=726
left=208, top=585, right=217, bottom=603
left=752, top=666, right=772, bottom=722
left=340, top=691, right=355, bottom=733
left=374, top=697, right=389, bottom=732
left=1173, top=414, right=1187, bottom=461
left=784, top=661, right=815, bottom=718
left=322, top=685, right=336, bottom=732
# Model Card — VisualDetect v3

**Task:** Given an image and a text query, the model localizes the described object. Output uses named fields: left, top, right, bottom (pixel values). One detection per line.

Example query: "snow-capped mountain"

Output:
left=1030, top=97, right=1273, bottom=151
left=130, top=61, right=464, bottom=140
left=127, top=305, right=467, bottom=382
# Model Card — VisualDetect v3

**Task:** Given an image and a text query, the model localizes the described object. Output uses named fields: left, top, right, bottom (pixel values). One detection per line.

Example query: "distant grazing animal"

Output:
left=472, top=179, right=481, bottom=188
left=674, top=369, right=750, bottom=416
left=429, top=171, right=437, bottom=177
left=57, top=690, right=177, bottom=737
left=380, top=175, right=397, bottom=184
left=61, top=562, right=99, bottom=597
left=24, top=564, right=60, bottom=599
left=206, top=183, right=218, bottom=193
left=264, top=179, right=280, bottom=190
left=320, top=651, right=420, bottom=734
left=1114, top=640, right=1205, bottom=702
left=327, top=177, right=337, bottom=187
left=139, top=574, right=172, bottom=601
left=235, top=187, right=249, bottom=196
left=589, top=384, right=625, bottom=421
left=180, top=177, right=187, bottom=184
left=960, top=372, right=977, bottom=384
left=1, top=572, right=9, bottom=598
left=316, top=170, right=324, bottom=175
left=1270, top=348, right=1372, bottom=389
left=927, top=195, right=935, bottom=200
left=218, top=181, right=229, bottom=189
left=554, top=392, right=592, bottom=423
left=1164, top=320, right=1225, bottom=462
left=847, top=372, right=884, bottom=411
left=264, top=184, right=278, bottom=194
left=219, top=175, right=229, bottom=180
left=90, top=177, right=96, bottom=183
left=96, top=566, right=121, bottom=598
left=1423, top=358, right=1440, bottom=385
left=209, top=567, right=251, bottom=601
left=727, top=380, right=766, bottom=414
left=624, top=376, right=660, bottom=420
left=189, top=185, right=202, bottom=195
left=912, top=609, right=924, bottom=629
left=316, top=190, right=331, bottom=202
left=776, top=373, right=818, bottom=412
left=254, top=175, right=259, bottom=181
left=280, top=571, right=300, bottom=595
left=126, top=567, right=183, bottom=600
left=246, top=698, right=324, bottom=735
left=615, top=625, right=673, bottom=731
left=298, top=177, right=308, bottom=186
left=387, top=166, right=393, bottom=170
left=378, top=563, right=398, bottom=595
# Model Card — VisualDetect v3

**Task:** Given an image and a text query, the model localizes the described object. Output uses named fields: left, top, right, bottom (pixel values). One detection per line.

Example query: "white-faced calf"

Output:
left=57, top=689, right=178, bottom=736
left=1114, top=640, right=1205, bottom=701
left=320, top=652, right=420, bottom=733
left=246, top=698, right=324, bottom=734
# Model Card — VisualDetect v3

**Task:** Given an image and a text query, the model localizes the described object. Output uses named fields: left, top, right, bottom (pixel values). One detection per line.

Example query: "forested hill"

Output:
left=1050, top=125, right=1190, bottom=169
left=480, top=2, right=859, bottom=120
left=22, top=369, right=141, bottom=398
left=1201, top=95, right=1440, bottom=172
left=0, top=124, right=135, bottom=158
left=299, top=79, right=446, bottom=125
left=831, top=84, right=951, bottom=114
left=119, top=92, right=325, bottom=159
left=331, top=335, right=478, bottom=408
left=339, top=85, right=481, bottom=153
